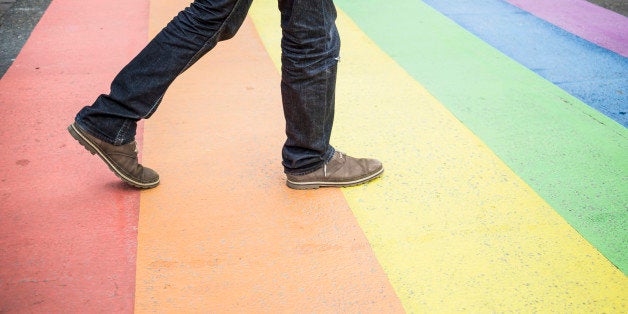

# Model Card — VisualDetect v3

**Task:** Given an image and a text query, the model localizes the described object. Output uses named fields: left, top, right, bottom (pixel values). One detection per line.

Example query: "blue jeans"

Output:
left=75, top=0, right=339, bottom=175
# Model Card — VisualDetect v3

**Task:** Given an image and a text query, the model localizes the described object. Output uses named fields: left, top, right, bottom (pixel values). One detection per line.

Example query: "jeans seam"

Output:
left=114, top=119, right=132, bottom=145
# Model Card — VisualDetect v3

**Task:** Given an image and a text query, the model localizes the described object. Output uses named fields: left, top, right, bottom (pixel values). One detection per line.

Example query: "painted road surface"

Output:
left=1, top=0, right=627, bottom=312
left=0, top=0, right=149, bottom=311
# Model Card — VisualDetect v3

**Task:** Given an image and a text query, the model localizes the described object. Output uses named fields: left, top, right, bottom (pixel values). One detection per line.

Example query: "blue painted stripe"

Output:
left=421, top=0, right=628, bottom=127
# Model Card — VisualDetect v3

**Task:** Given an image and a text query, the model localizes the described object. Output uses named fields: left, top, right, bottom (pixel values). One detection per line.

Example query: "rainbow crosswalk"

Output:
left=0, top=0, right=626, bottom=312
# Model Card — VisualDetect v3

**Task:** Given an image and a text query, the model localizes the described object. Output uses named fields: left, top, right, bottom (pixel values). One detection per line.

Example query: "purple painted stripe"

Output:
left=506, top=0, right=628, bottom=57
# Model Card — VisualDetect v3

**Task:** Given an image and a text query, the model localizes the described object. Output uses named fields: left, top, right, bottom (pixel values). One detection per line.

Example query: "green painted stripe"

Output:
left=336, top=0, right=627, bottom=272
left=251, top=4, right=627, bottom=310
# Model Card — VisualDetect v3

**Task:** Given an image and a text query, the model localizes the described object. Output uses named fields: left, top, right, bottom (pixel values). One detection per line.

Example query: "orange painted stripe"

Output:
left=0, top=0, right=149, bottom=312
left=134, top=2, right=403, bottom=311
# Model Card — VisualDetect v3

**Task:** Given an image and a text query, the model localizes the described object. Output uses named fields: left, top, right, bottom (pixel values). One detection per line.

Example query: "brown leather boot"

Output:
left=286, top=151, right=383, bottom=189
left=68, top=123, right=159, bottom=188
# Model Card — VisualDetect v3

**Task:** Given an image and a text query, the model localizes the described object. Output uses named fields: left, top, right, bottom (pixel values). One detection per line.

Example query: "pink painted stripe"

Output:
left=0, top=0, right=148, bottom=312
left=506, top=0, right=628, bottom=57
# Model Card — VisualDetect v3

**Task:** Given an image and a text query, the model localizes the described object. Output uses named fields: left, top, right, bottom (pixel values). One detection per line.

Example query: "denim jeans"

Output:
left=75, top=0, right=339, bottom=175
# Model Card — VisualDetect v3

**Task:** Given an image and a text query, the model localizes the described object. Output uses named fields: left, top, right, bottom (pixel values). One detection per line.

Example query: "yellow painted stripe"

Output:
left=135, top=0, right=403, bottom=312
left=249, top=2, right=628, bottom=312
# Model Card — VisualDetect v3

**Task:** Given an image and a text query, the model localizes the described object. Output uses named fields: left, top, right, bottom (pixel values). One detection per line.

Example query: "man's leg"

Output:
left=279, top=0, right=339, bottom=174
left=279, top=0, right=383, bottom=189
left=69, top=0, right=253, bottom=188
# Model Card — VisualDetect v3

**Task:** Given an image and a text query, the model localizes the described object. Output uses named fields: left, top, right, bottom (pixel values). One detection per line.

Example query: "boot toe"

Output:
left=141, top=167, right=160, bottom=184
left=364, top=158, right=383, bottom=173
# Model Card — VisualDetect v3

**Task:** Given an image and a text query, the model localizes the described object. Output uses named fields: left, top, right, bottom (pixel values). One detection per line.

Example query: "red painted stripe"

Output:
left=0, top=0, right=148, bottom=312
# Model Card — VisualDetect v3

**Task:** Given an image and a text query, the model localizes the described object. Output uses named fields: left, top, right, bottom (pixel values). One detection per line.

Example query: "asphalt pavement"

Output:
left=0, top=0, right=626, bottom=312
left=0, top=0, right=51, bottom=78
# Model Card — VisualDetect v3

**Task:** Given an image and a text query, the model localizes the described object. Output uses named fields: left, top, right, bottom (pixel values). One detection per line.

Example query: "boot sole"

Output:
left=286, top=167, right=384, bottom=190
left=68, top=123, right=159, bottom=189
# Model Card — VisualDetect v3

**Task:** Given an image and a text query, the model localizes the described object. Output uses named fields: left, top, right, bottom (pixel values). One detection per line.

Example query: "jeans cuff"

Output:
left=283, top=146, right=335, bottom=175
left=74, top=118, right=120, bottom=145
